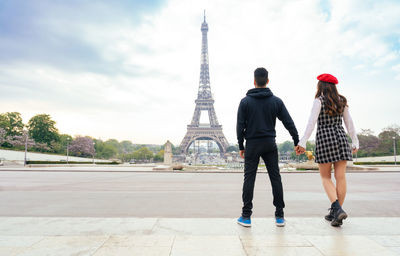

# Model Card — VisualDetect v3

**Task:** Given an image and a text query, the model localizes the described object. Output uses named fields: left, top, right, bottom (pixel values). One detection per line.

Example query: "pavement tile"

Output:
left=367, top=235, right=400, bottom=247
left=288, top=217, right=400, bottom=236
left=0, top=217, right=157, bottom=236
left=305, top=235, right=398, bottom=256
left=0, top=236, right=44, bottom=256
left=170, top=235, right=245, bottom=256
left=14, top=235, right=108, bottom=256
left=153, top=218, right=300, bottom=236
left=0, top=247, right=26, bottom=256
left=387, top=247, right=400, bottom=256
left=102, top=235, right=174, bottom=247
left=240, top=235, right=312, bottom=247
left=339, top=218, right=400, bottom=236
left=92, top=246, right=172, bottom=256
left=0, top=236, right=43, bottom=247
left=243, top=246, right=324, bottom=256
left=237, top=218, right=299, bottom=236
left=153, top=218, right=240, bottom=235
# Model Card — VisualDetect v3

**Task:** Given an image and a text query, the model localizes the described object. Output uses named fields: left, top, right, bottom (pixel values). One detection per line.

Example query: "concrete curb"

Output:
left=0, top=168, right=399, bottom=174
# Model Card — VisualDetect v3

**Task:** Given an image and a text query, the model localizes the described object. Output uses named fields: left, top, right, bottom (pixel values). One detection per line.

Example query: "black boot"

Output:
left=330, top=200, right=347, bottom=227
left=325, top=207, right=334, bottom=221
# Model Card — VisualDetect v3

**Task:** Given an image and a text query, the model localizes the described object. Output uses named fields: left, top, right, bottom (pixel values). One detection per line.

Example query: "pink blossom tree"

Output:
left=69, top=136, right=95, bottom=157
left=7, top=133, right=35, bottom=148
left=0, top=128, right=6, bottom=145
left=5, top=130, right=49, bottom=150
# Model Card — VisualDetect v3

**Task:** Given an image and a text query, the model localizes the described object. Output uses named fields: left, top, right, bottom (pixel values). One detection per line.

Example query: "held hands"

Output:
left=352, top=148, right=358, bottom=154
left=294, top=145, right=305, bottom=155
left=239, top=150, right=245, bottom=159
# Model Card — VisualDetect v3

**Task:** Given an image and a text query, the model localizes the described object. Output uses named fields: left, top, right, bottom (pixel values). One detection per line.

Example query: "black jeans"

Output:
left=242, top=137, right=285, bottom=218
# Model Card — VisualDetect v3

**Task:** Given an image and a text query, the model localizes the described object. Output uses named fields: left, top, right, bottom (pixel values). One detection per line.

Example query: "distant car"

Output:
left=129, top=159, right=135, bottom=164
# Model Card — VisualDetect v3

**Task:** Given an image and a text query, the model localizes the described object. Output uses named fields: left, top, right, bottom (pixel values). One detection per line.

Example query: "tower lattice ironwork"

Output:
left=180, top=12, right=229, bottom=154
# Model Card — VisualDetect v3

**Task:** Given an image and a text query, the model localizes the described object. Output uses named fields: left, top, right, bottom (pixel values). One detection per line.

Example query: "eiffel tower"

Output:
left=180, top=12, right=229, bottom=154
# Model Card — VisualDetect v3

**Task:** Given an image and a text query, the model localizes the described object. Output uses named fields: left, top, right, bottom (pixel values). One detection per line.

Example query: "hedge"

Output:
left=26, top=160, right=119, bottom=165
left=354, top=162, right=398, bottom=165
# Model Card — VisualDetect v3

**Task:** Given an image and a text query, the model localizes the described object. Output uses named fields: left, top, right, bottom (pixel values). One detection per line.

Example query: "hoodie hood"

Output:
left=246, top=87, right=273, bottom=98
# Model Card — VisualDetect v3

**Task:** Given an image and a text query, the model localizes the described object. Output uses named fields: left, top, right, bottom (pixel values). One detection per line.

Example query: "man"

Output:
left=236, top=67, right=299, bottom=227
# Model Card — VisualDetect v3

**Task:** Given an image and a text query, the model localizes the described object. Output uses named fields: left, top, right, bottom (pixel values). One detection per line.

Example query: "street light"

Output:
left=92, top=141, right=95, bottom=164
left=24, top=130, right=28, bottom=167
left=393, top=137, right=397, bottom=165
left=66, top=138, right=71, bottom=165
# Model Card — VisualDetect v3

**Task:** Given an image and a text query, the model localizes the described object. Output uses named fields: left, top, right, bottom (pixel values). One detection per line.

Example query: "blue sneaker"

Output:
left=237, top=216, right=251, bottom=227
left=275, top=217, right=285, bottom=227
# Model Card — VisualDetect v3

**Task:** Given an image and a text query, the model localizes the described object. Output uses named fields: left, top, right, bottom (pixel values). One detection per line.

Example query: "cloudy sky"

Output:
left=1, top=0, right=399, bottom=146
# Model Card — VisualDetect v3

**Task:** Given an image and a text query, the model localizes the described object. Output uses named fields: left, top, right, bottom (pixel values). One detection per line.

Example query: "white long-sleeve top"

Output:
left=298, top=99, right=359, bottom=149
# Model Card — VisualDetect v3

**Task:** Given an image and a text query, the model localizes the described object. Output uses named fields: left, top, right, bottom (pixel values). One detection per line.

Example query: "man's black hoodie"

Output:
left=236, top=87, right=299, bottom=150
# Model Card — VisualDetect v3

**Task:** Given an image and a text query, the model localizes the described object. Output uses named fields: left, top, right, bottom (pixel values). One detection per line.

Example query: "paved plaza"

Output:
left=0, top=168, right=399, bottom=255
left=0, top=170, right=399, bottom=217
left=1, top=217, right=400, bottom=256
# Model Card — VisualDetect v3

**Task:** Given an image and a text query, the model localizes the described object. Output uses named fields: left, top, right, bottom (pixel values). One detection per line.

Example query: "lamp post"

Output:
left=92, top=141, right=95, bottom=164
left=24, top=130, right=28, bottom=167
left=394, top=137, right=397, bottom=165
left=66, top=138, right=71, bottom=165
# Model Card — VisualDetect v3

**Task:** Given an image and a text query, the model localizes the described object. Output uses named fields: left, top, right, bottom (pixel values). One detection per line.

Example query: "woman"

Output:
left=296, top=73, right=359, bottom=227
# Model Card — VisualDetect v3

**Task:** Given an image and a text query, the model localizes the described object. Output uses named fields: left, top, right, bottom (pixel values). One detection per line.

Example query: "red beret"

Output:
left=317, top=73, right=338, bottom=84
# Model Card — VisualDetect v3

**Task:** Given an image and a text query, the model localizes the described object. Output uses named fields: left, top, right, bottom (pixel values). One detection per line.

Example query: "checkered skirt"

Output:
left=315, top=96, right=353, bottom=163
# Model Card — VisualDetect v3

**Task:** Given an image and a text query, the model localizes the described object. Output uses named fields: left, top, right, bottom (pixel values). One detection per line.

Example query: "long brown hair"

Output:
left=315, top=81, right=347, bottom=116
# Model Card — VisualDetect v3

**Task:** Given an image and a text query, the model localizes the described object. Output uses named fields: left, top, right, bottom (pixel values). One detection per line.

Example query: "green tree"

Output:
left=278, top=140, right=311, bottom=161
left=101, top=144, right=118, bottom=159
left=357, top=129, right=379, bottom=157
left=154, top=149, right=164, bottom=162
left=172, top=145, right=181, bottom=155
left=378, top=126, right=400, bottom=155
left=104, top=139, right=121, bottom=154
left=27, top=114, right=59, bottom=145
left=50, top=134, right=73, bottom=154
left=133, top=147, right=153, bottom=161
left=0, top=112, right=24, bottom=136
left=226, top=145, right=239, bottom=152
left=306, top=141, right=315, bottom=151
left=278, top=141, right=293, bottom=154
left=120, top=152, right=135, bottom=162
left=94, top=139, right=118, bottom=159
left=120, top=140, right=135, bottom=153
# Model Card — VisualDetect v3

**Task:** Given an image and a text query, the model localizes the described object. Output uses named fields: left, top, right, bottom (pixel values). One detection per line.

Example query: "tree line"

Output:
left=277, top=125, right=400, bottom=159
left=356, top=126, right=399, bottom=157
left=1, top=112, right=398, bottom=161
left=0, top=112, right=166, bottom=162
